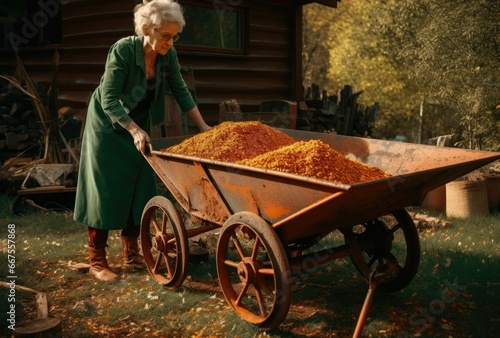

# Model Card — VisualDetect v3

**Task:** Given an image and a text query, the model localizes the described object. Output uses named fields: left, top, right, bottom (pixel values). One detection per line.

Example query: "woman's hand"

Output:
left=126, top=121, right=151, bottom=153
left=199, top=123, right=211, bottom=132
left=186, top=107, right=211, bottom=132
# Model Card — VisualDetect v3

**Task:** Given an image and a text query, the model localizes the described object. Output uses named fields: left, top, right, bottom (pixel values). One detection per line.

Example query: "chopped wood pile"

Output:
left=409, top=211, right=452, bottom=233
left=0, top=52, right=82, bottom=198
left=297, top=84, right=378, bottom=137
left=218, top=99, right=297, bottom=129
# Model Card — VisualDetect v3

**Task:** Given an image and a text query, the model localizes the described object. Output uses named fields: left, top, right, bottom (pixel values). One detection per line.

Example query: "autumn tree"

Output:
left=390, top=0, right=500, bottom=150
left=302, top=4, right=337, bottom=91
left=303, top=0, right=499, bottom=148
left=318, top=0, right=424, bottom=140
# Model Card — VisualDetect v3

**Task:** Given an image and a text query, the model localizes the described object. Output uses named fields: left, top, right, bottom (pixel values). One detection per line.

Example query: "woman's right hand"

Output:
left=125, top=121, right=151, bottom=153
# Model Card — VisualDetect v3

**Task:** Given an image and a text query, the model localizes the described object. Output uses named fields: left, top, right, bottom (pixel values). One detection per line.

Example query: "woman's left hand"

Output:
left=126, top=121, right=151, bottom=153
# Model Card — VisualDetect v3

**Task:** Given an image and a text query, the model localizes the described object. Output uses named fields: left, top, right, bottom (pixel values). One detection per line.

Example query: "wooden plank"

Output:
left=301, top=0, right=340, bottom=8
left=18, top=186, right=77, bottom=195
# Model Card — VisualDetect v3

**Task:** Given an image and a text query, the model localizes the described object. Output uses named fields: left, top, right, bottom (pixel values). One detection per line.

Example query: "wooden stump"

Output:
left=13, top=317, right=61, bottom=337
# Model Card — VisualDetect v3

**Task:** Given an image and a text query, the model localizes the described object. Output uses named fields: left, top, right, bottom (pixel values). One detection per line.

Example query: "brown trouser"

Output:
left=88, top=212, right=139, bottom=249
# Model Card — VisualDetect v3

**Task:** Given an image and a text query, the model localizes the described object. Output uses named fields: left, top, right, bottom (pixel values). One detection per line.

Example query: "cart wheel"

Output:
left=140, top=196, right=189, bottom=289
left=345, top=209, right=420, bottom=292
left=216, top=211, right=293, bottom=330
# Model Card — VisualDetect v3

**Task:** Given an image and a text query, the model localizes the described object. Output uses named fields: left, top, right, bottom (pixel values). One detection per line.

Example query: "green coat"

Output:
left=74, top=36, right=196, bottom=230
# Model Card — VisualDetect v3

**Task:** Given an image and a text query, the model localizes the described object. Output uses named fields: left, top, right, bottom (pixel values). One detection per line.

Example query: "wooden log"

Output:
left=13, top=317, right=62, bottom=337
left=5, top=132, right=20, bottom=149
left=0, top=282, right=49, bottom=319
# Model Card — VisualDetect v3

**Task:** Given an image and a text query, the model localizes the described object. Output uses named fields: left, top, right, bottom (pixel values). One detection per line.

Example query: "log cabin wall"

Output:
left=0, top=0, right=330, bottom=127
left=0, top=0, right=138, bottom=119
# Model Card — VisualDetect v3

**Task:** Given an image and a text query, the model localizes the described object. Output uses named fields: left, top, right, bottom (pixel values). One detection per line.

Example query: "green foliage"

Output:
left=311, top=0, right=423, bottom=139
left=390, top=0, right=500, bottom=149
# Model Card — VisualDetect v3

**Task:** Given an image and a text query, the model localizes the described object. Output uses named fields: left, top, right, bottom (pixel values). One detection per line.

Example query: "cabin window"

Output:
left=0, top=0, right=62, bottom=50
left=177, top=1, right=246, bottom=55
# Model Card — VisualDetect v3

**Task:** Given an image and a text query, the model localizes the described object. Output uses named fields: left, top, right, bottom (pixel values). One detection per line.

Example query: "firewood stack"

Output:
left=297, top=84, right=377, bottom=137
left=0, top=83, right=41, bottom=156
left=0, top=52, right=82, bottom=198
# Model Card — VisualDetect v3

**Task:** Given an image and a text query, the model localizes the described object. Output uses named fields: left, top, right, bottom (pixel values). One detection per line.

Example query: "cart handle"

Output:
left=142, top=141, right=153, bottom=156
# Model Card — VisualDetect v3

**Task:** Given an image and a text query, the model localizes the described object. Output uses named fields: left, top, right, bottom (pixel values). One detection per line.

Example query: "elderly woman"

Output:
left=74, top=0, right=210, bottom=281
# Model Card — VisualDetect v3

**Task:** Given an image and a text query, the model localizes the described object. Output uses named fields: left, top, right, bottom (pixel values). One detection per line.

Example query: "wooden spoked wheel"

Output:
left=345, top=209, right=420, bottom=292
left=140, top=196, right=189, bottom=289
left=216, top=212, right=293, bottom=330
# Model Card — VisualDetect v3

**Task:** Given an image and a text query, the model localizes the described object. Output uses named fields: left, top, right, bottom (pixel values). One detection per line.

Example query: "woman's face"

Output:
left=146, top=22, right=180, bottom=55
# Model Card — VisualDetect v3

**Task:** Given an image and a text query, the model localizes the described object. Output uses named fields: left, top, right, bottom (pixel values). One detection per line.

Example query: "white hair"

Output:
left=133, top=0, right=185, bottom=37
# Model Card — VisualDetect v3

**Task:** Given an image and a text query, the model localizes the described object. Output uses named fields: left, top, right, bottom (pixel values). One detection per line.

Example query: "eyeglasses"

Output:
left=154, top=29, right=180, bottom=42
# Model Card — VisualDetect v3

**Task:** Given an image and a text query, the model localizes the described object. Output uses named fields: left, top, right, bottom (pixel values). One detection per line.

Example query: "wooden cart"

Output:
left=140, top=129, right=500, bottom=334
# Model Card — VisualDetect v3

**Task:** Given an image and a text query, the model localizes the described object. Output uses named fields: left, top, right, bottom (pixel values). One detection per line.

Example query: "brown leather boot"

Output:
left=122, top=236, right=146, bottom=269
left=89, top=247, right=119, bottom=281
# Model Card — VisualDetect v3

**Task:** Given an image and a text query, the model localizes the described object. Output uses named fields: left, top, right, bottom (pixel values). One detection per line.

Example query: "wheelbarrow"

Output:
left=140, top=129, right=500, bottom=334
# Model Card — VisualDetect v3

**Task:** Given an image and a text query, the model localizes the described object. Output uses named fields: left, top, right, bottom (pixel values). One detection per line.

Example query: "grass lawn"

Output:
left=0, top=195, right=499, bottom=338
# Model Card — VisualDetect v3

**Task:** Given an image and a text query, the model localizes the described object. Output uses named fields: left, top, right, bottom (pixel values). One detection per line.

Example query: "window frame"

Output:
left=175, top=0, right=248, bottom=55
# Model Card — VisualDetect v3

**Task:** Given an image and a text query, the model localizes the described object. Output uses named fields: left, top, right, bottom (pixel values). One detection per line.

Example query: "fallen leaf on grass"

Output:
left=441, top=323, right=454, bottom=330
